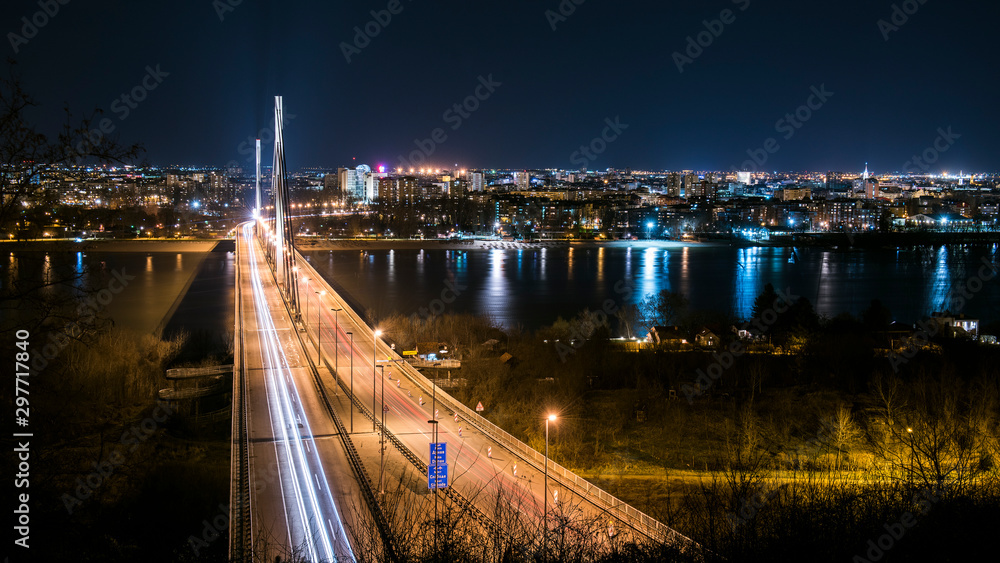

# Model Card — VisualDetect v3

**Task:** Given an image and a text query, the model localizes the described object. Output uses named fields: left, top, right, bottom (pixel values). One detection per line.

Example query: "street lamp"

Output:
left=347, top=331, right=354, bottom=433
left=377, top=365, right=386, bottom=494
left=331, top=308, right=343, bottom=375
left=372, top=329, right=382, bottom=432
left=303, top=277, right=310, bottom=325
left=544, top=413, right=557, bottom=561
left=314, top=290, right=325, bottom=365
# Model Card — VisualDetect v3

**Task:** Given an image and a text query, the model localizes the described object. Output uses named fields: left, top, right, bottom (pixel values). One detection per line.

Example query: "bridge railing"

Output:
left=229, top=225, right=252, bottom=561
left=292, top=248, right=697, bottom=550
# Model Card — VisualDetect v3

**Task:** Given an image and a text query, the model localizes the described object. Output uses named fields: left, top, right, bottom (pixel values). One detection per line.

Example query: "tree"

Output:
left=1, top=62, right=142, bottom=338
left=862, top=299, right=892, bottom=330
left=831, top=403, right=859, bottom=470
left=1, top=61, right=142, bottom=231
left=614, top=303, right=643, bottom=339
left=862, top=371, right=998, bottom=493
left=642, top=289, right=689, bottom=328
left=750, top=283, right=778, bottom=324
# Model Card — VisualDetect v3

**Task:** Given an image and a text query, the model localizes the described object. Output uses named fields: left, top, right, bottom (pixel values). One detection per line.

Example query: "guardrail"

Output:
left=328, top=359, right=501, bottom=540
left=291, top=248, right=698, bottom=550
left=229, top=225, right=252, bottom=561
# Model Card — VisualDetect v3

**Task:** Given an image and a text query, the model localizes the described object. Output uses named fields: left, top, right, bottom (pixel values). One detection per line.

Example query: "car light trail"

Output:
left=244, top=223, right=354, bottom=562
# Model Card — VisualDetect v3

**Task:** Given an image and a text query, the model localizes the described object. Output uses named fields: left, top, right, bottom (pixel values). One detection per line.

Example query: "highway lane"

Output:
left=294, top=253, right=598, bottom=538
left=240, top=223, right=359, bottom=562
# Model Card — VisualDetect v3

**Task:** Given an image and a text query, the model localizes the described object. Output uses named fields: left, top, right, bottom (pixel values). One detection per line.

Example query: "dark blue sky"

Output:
left=5, top=0, right=998, bottom=172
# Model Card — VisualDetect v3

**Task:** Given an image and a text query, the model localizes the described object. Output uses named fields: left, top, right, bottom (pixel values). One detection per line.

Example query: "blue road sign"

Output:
left=428, top=463, right=448, bottom=489
left=430, top=442, right=447, bottom=466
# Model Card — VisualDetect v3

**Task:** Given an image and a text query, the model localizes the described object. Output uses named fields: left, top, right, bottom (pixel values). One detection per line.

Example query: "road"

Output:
left=294, top=246, right=604, bottom=539
left=239, top=223, right=360, bottom=561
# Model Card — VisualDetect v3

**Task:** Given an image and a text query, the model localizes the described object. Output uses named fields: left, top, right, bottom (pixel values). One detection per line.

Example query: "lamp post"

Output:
left=347, top=331, right=354, bottom=433
left=372, top=329, right=382, bottom=432
left=331, top=308, right=343, bottom=375
left=376, top=365, right=386, bottom=494
left=303, top=277, right=310, bottom=326
left=314, top=290, right=325, bottom=365
left=544, top=413, right=557, bottom=562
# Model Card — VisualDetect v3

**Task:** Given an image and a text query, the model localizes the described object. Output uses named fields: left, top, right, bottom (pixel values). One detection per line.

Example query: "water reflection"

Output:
left=679, top=246, right=690, bottom=298
left=481, top=249, right=509, bottom=323
left=928, top=246, right=949, bottom=312
left=733, top=247, right=761, bottom=319
left=638, top=247, right=659, bottom=301
left=303, top=244, right=1000, bottom=332
left=387, top=249, right=395, bottom=284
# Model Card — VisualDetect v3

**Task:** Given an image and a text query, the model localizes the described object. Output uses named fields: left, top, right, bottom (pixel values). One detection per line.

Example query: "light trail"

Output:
left=244, top=223, right=354, bottom=562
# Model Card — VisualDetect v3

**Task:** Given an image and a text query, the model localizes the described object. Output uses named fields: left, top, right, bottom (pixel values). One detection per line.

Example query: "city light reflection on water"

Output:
left=305, top=244, right=1000, bottom=331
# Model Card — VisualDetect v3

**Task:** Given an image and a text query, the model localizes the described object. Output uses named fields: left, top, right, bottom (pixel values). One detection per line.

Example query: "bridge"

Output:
left=227, top=97, right=699, bottom=562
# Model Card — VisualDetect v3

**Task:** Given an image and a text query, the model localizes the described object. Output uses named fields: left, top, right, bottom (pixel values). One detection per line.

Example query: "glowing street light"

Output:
left=372, top=329, right=382, bottom=432
left=544, top=413, right=557, bottom=561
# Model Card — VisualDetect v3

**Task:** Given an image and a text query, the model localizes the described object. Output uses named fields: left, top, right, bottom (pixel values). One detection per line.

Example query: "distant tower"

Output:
left=863, top=163, right=878, bottom=199
left=255, top=139, right=261, bottom=216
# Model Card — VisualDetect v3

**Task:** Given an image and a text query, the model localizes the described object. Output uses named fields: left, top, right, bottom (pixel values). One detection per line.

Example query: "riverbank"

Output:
left=300, top=238, right=728, bottom=251
left=0, top=239, right=223, bottom=252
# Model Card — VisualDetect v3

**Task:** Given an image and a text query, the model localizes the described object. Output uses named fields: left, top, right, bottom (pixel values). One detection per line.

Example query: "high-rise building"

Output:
left=667, top=173, right=681, bottom=197
left=337, top=165, right=369, bottom=202
left=323, top=173, right=339, bottom=195
left=471, top=172, right=484, bottom=192
left=683, top=172, right=697, bottom=198
left=737, top=171, right=752, bottom=185
left=514, top=171, right=530, bottom=190
left=364, top=167, right=387, bottom=202
left=863, top=163, right=879, bottom=199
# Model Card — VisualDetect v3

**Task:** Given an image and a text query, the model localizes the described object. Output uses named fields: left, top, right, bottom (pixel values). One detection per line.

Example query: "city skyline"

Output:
left=3, top=0, right=998, bottom=172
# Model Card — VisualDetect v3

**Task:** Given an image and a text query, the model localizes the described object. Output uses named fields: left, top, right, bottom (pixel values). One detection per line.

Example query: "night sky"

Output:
left=4, top=0, right=998, bottom=172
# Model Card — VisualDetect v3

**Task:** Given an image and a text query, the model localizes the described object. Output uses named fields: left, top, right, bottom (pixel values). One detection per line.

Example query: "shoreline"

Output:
left=299, top=238, right=730, bottom=251
left=1, top=239, right=222, bottom=253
